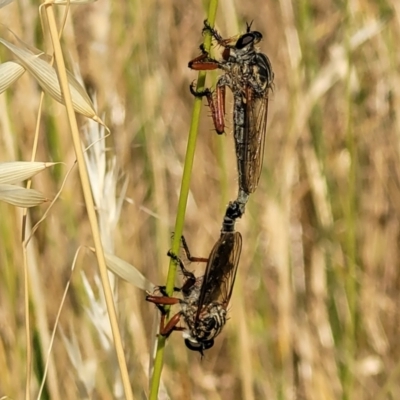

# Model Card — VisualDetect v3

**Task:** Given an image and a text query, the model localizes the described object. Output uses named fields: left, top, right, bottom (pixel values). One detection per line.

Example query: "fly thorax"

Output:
left=229, top=47, right=257, bottom=64
left=181, top=294, right=198, bottom=316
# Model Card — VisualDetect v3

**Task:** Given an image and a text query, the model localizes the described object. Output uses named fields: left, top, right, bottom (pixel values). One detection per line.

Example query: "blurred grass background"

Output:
left=1, top=0, right=400, bottom=399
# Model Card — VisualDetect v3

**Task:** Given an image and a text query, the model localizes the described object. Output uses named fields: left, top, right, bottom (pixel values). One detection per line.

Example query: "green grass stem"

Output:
left=148, top=1, right=219, bottom=398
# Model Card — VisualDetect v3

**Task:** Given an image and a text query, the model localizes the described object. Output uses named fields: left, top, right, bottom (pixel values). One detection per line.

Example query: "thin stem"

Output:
left=43, top=3, right=134, bottom=400
left=148, top=1, right=219, bottom=399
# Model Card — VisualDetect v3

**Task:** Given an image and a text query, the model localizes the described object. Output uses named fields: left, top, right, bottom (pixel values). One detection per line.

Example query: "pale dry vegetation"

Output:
left=1, top=0, right=400, bottom=399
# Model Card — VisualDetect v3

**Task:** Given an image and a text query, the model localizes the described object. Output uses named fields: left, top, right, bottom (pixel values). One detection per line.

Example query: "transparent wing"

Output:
left=195, top=231, right=242, bottom=322
left=238, top=90, right=269, bottom=194
left=236, top=52, right=273, bottom=194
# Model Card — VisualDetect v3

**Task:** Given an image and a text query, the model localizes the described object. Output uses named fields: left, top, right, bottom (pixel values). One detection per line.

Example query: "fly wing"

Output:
left=195, top=232, right=242, bottom=322
left=238, top=89, right=269, bottom=194
left=238, top=52, right=273, bottom=194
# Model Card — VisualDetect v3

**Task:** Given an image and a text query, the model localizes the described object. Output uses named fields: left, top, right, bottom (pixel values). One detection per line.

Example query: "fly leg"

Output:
left=202, top=20, right=233, bottom=47
left=188, top=49, right=220, bottom=71
left=180, top=236, right=208, bottom=264
left=169, top=236, right=209, bottom=295
left=159, top=312, right=185, bottom=336
left=188, top=40, right=220, bottom=70
left=167, top=249, right=197, bottom=295
left=155, top=285, right=182, bottom=296
left=189, top=79, right=226, bottom=134
left=145, top=294, right=185, bottom=337
left=146, top=293, right=180, bottom=310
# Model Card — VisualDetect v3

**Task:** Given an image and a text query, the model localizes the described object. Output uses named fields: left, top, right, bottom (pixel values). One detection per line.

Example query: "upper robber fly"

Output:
left=146, top=223, right=242, bottom=355
left=189, top=21, right=274, bottom=197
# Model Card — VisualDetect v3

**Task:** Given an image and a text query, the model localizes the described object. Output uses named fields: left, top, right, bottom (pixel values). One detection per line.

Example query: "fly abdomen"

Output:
left=233, top=97, right=246, bottom=142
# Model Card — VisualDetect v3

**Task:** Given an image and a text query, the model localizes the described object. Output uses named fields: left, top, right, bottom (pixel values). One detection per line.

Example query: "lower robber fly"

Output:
left=146, top=221, right=242, bottom=354
left=189, top=20, right=274, bottom=209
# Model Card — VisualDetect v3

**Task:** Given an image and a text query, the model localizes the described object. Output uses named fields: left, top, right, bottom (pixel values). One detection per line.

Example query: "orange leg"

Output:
left=159, top=312, right=185, bottom=336
left=188, top=53, right=219, bottom=71
left=146, top=295, right=186, bottom=337
left=189, top=82, right=226, bottom=134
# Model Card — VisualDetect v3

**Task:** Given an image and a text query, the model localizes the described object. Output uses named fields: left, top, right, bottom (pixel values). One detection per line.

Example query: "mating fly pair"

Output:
left=146, top=216, right=242, bottom=355
left=189, top=21, right=274, bottom=219
left=145, top=21, right=272, bottom=355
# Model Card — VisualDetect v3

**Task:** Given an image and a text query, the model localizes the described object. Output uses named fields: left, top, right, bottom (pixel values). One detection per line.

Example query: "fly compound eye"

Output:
left=236, top=33, right=255, bottom=49
left=235, top=31, right=263, bottom=50
left=203, top=339, right=214, bottom=350
left=184, top=338, right=202, bottom=352
left=184, top=338, right=214, bottom=353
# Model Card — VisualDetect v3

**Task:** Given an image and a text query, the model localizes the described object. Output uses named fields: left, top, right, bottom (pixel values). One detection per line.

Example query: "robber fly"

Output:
left=189, top=21, right=274, bottom=215
left=146, top=220, right=242, bottom=354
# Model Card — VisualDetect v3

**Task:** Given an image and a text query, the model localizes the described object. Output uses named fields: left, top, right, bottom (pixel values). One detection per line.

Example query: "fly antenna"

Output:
left=246, top=20, right=254, bottom=32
